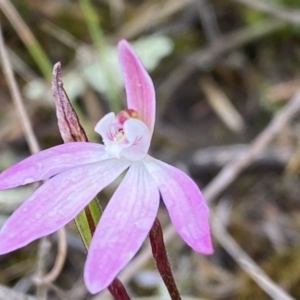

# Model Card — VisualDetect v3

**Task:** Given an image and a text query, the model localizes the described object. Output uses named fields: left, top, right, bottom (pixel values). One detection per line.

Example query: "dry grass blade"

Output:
left=41, top=21, right=82, bottom=50
left=33, top=229, right=67, bottom=286
left=7, top=48, right=37, bottom=82
left=108, top=0, right=125, bottom=24
left=191, top=144, right=292, bottom=170
left=0, top=0, right=51, bottom=79
left=0, top=0, right=36, bottom=49
left=199, top=77, right=245, bottom=134
left=265, top=79, right=300, bottom=103
left=232, top=0, right=300, bottom=25
left=0, top=23, right=39, bottom=154
left=212, top=218, right=295, bottom=300
left=116, top=0, right=193, bottom=39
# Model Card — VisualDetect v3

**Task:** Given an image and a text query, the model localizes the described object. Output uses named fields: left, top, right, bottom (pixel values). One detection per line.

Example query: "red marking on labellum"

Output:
left=116, top=109, right=139, bottom=126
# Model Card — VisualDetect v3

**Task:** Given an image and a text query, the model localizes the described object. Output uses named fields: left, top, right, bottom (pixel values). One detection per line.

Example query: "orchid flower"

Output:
left=0, top=40, right=213, bottom=294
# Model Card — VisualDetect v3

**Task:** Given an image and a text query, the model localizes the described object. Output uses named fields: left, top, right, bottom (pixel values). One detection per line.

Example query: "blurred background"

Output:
left=0, top=0, right=300, bottom=299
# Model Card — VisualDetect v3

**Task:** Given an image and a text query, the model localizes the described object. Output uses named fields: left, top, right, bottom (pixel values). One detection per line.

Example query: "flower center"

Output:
left=95, top=109, right=150, bottom=161
left=110, top=109, right=140, bottom=143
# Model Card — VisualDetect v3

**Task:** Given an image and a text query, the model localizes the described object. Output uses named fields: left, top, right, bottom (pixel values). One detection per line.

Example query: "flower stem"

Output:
left=108, top=278, right=131, bottom=300
left=149, top=218, right=182, bottom=300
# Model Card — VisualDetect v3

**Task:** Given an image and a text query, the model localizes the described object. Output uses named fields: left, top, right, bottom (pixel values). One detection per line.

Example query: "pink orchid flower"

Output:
left=0, top=40, right=213, bottom=294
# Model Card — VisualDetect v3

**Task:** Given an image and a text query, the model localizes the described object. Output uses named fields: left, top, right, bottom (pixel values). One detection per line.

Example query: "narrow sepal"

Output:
left=84, top=163, right=159, bottom=293
left=0, top=159, right=129, bottom=254
left=0, top=143, right=107, bottom=189
left=118, top=40, right=156, bottom=134
left=144, top=157, right=213, bottom=254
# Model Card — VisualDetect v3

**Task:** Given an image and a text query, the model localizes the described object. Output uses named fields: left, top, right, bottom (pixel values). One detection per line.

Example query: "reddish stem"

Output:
left=108, top=278, right=131, bottom=300
left=149, top=218, right=182, bottom=300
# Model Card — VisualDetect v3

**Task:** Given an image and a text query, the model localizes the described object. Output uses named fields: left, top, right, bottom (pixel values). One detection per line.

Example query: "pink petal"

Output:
left=0, top=142, right=108, bottom=190
left=121, top=118, right=151, bottom=161
left=94, top=113, right=151, bottom=161
left=118, top=40, right=156, bottom=134
left=144, top=157, right=213, bottom=254
left=94, top=112, right=116, bottom=142
left=0, top=159, right=130, bottom=254
left=84, top=162, right=159, bottom=294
